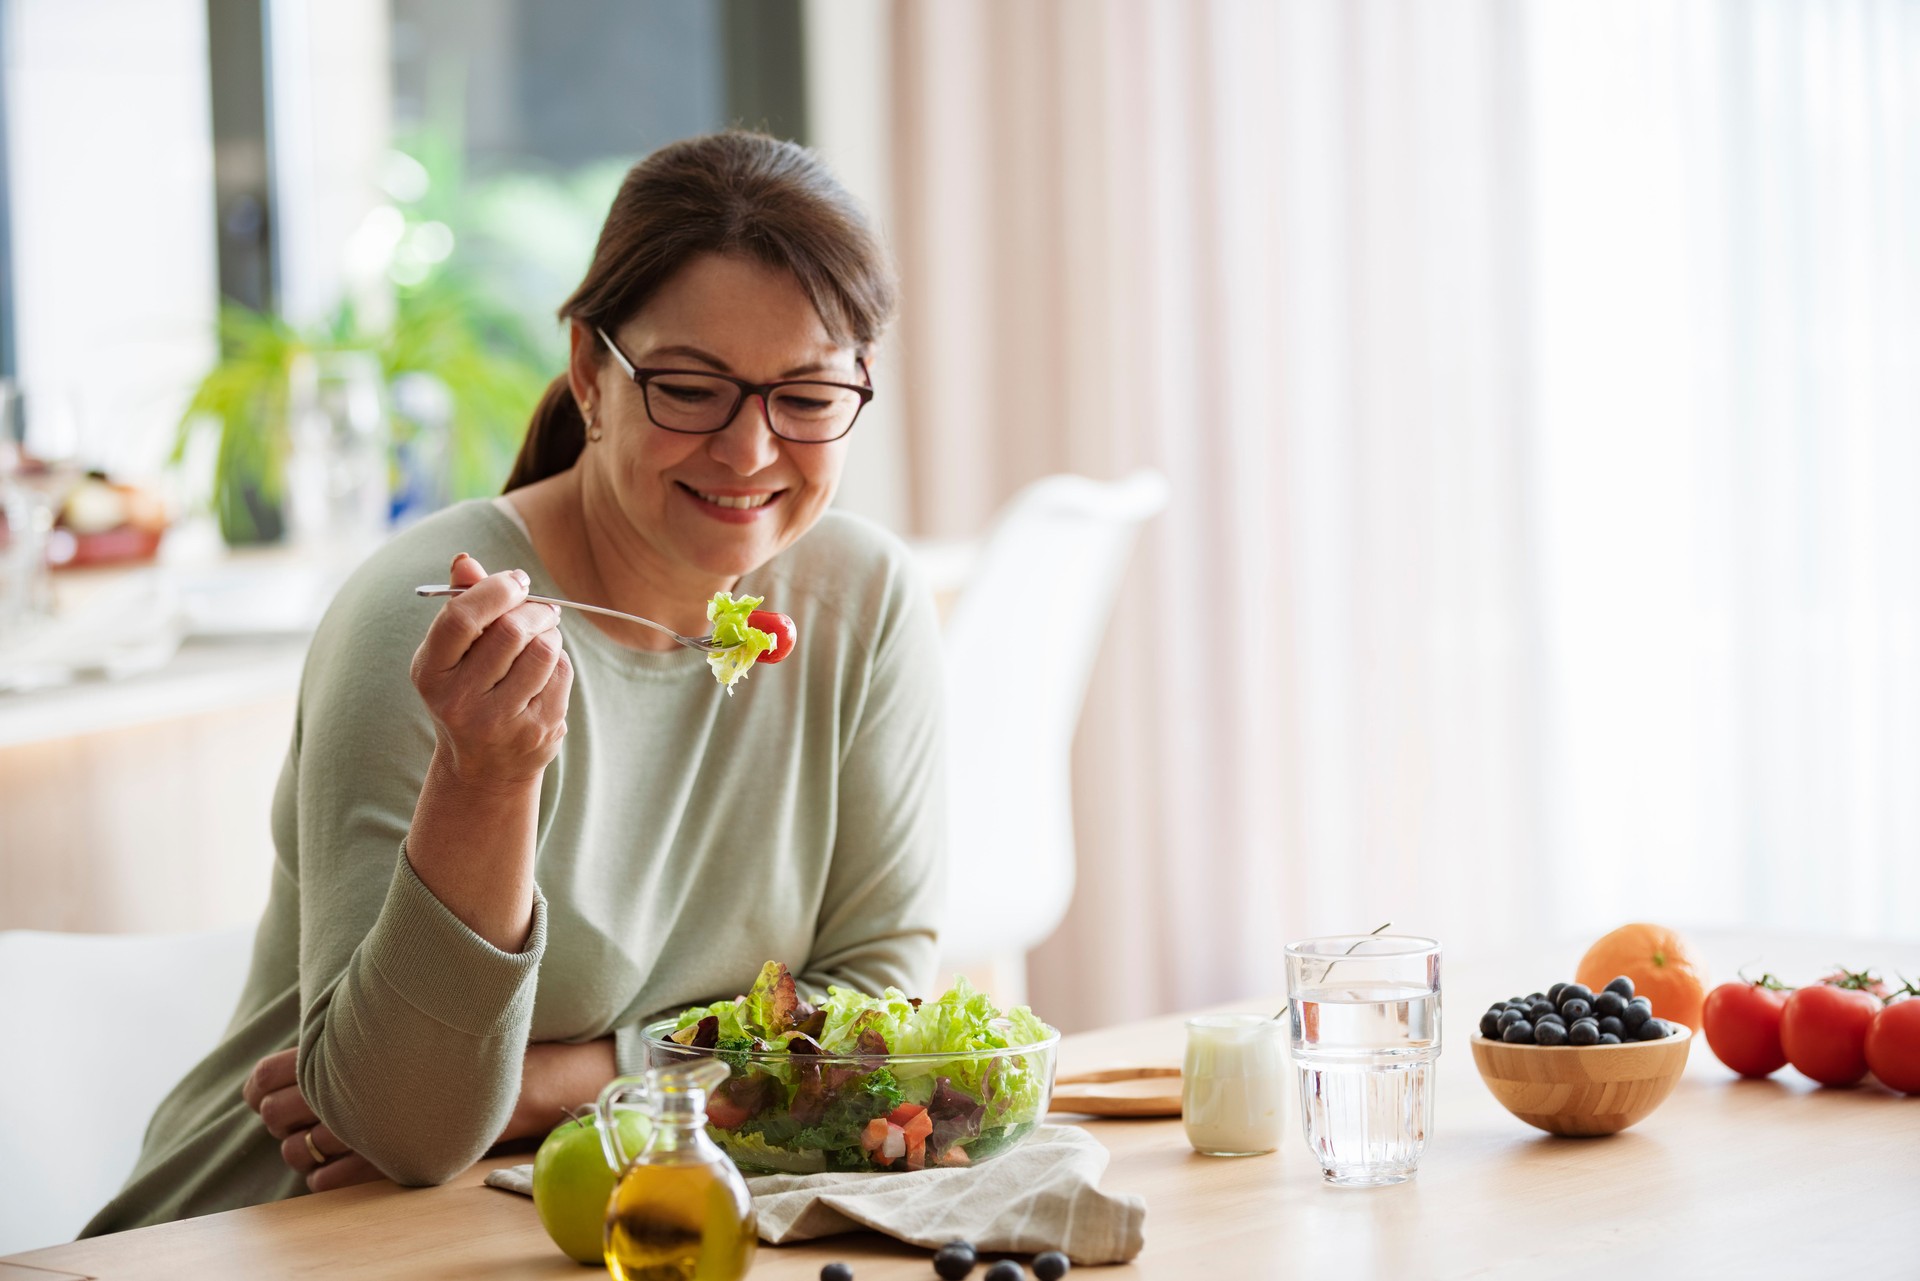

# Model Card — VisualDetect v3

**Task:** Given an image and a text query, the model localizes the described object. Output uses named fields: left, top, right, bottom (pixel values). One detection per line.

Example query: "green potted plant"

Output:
left=176, top=132, right=563, bottom=545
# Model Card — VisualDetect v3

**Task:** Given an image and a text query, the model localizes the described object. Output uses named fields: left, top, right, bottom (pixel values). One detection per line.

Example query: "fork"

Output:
left=413, top=585, right=728, bottom=654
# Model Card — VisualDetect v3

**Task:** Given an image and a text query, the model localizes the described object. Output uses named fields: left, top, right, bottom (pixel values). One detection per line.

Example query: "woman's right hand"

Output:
left=410, top=553, right=572, bottom=787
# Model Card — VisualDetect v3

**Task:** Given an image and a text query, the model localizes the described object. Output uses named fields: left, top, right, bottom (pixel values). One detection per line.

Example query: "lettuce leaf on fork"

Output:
left=705, top=591, right=775, bottom=693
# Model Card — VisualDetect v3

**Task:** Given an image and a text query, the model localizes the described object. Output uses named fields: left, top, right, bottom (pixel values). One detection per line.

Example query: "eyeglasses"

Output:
left=597, top=328, right=873, bottom=444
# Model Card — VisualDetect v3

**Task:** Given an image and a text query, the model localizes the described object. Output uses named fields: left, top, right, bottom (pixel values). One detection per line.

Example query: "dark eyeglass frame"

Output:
left=596, top=327, right=874, bottom=443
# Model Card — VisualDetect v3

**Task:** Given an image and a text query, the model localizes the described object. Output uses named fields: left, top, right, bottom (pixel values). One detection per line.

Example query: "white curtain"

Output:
left=1525, top=3, right=1920, bottom=937
left=887, top=0, right=1920, bottom=1031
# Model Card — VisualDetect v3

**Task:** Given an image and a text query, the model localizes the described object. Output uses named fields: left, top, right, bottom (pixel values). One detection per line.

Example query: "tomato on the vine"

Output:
left=1866, top=993, right=1920, bottom=1095
left=748, top=610, right=798, bottom=664
left=1780, top=981, right=1880, bottom=1087
left=1702, top=975, right=1792, bottom=1078
left=1812, top=968, right=1891, bottom=1000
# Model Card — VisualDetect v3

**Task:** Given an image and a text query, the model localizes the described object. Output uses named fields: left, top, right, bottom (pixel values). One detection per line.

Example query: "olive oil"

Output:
left=597, top=1059, right=756, bottom=1281
left=604, top=1161, right=755, bottom=1281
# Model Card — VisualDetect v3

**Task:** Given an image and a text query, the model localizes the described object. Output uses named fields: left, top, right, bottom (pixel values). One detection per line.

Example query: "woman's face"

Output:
left=571, top=252, right=862, bottom=585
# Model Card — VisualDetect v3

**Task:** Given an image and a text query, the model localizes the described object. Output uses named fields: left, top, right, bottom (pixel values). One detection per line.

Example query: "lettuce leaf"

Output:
left=743, top=959, right=821, bottom=1035
left=816, top=985, right=920, bottom=1055
left=711, top=1130, right=826, bottom=1175
left=674, top=995, right=753, bottom=1044
left=705, top=591, right=774, bottom=693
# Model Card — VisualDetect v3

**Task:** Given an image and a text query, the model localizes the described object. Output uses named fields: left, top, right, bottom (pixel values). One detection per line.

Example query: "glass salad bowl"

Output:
left=639, top=965, right=1060, bottom=1176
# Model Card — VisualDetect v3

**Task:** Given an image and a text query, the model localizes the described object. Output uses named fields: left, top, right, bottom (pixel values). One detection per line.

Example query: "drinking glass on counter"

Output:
left=284, top=351, right=390, bottom=555
left=1285, top=934, right=1441, bottom=1187
left=1182, top=1014, right=1287, bottom=1156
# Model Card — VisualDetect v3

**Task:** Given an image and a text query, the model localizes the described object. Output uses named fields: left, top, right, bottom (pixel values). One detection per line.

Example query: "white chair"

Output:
left=934, top=470, right=1168, bottom=1003
left=0, top=926, right=253, bottom=1254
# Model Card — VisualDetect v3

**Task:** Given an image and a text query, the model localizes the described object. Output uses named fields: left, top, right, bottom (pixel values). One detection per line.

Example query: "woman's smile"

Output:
left=676, top=481, right=787, bottom=523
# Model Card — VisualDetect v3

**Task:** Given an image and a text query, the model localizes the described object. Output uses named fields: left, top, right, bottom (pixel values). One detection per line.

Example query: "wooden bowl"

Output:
left=1470, top=1027, right=1692, bottom=1136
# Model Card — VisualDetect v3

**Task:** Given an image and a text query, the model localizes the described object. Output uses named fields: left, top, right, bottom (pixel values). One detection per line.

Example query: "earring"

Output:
left=581, top=404, right=602, bottom=442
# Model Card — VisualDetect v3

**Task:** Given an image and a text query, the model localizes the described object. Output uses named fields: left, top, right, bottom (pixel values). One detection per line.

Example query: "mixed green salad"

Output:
left=659, top=961, right=1057, bottom=1174
left=704, top=591, right=775, bottom=693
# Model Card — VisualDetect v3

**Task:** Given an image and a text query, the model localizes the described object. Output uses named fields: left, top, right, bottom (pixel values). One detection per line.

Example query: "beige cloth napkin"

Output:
left=485, top=1123, right=1145, bottom=1265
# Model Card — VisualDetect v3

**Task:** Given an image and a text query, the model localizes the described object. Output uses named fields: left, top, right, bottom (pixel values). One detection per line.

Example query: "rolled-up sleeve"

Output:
left=298, top=849, right=547, bottom=1184
left=288, top=553, right=548, bottom=1186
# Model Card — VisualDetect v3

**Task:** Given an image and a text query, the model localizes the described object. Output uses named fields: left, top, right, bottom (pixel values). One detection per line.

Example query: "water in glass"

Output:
left=1289, top=983, right=1439, bottom=1187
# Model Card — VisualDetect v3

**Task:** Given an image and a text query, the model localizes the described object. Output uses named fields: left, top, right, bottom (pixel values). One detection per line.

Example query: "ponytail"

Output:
left=503, top=375, right=585, bottom=493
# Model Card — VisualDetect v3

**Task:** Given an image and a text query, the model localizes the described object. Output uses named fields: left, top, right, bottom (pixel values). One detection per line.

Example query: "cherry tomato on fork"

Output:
left=749, top=610, right=797, bottom=663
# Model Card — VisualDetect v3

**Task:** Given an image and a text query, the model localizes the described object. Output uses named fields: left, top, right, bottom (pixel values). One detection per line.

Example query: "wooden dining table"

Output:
left=6, top=932, right=1916, bottom=1279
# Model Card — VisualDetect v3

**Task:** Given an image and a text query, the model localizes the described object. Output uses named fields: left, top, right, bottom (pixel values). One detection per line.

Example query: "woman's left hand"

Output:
left=243, top=1048, right=385, bottom=1193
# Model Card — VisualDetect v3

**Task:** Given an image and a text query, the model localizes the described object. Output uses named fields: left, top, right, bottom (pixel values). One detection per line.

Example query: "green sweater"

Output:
left=82, top=499, right=945, bottom=1235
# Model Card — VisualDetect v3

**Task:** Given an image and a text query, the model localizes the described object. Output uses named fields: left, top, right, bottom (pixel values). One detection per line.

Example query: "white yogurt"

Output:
left=1182, top=1013, right=1288, bottom=1156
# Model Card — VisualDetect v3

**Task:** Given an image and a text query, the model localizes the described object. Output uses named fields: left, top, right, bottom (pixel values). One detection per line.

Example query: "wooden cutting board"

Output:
left=1048, top=1066, right=1184, bottom=1118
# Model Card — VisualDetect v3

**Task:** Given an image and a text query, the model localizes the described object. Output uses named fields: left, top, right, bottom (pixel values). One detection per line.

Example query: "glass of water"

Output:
left=1285, top=934, right=1441, bottom=1187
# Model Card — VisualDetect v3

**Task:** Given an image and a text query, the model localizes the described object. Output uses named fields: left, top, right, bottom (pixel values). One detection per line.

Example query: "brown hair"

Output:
left=503, top=131, right=898, bottom=492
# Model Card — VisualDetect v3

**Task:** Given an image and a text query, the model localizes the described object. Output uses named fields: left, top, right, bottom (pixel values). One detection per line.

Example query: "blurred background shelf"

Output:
left=0, top=635, right=305, bottom=750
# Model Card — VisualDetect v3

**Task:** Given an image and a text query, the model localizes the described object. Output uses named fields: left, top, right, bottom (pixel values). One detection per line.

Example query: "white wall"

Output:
left=3, top=0, right=219, bottom=472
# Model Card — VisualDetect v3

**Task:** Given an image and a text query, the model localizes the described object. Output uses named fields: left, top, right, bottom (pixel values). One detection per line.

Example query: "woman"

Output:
left=83, top=132, right=944, bottom=1233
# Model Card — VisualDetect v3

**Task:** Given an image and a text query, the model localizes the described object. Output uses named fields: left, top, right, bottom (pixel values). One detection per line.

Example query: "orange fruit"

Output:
left=1575, top=923, right=1708, bottom=1031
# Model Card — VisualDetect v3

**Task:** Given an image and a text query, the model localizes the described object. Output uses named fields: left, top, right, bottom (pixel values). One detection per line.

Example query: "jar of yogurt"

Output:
left=1183, top=1014, right=1288, bottom=1156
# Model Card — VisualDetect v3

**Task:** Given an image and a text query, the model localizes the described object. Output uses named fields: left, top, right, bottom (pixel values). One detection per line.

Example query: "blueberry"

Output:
left=984, top=1263, right=1025, bottom=1281
left=1548, top=982, right=1568, bottom=1005
left=1033, top=1252, right=1070, bottom=1281
left=1502, top=1020, right=1536, bottom=1044
left=1597, top=1016, right=1625, bottom=1039
left=1535, top=1011, right=1565, bottom=1027
left=1525, top=992, right=1546, bottom=1005
left=1593, top=991, right=1626, bottom=1018
left=1605, top=976, right=1635, bottom=999
left=822, top=1265, right=854, bottom=1281
left=1621, top=1001, right=1651, bottom=1030
left=935, top=1243, right=978, bottom=1280
left=1534, top=1019, right=1569, bottom=1046
left=1480, top=1008, right=1505, bottom=1038
left=1527, top=1000, right=1555, bottom=1021
left=1499, top=1008, right=1528, bottom=1032
left=1558, top=983, right=1593, bottom=1010
left=1599, top=1032, right=1623, bottom=1045
left=1638, top=1018, right=1672, bottom=1041
left=1568, top=1019, right=1600, bottom=1046
left=1560, top=998, right=1592, bottom=1022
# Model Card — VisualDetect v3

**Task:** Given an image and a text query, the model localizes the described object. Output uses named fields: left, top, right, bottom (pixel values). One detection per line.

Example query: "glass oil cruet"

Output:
left=596, top=1059, right=756, bottom=1281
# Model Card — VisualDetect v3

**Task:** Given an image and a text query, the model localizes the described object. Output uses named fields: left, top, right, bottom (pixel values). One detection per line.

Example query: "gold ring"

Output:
left=303, top=1128, right=329, bottom=1167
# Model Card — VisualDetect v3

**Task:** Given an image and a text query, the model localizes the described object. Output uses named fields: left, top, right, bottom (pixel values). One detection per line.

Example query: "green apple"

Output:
left=531, top=1107, right=652, bottom=1265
